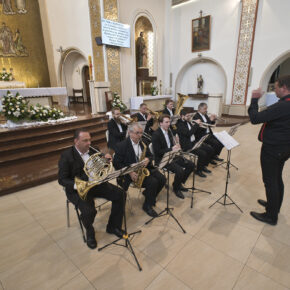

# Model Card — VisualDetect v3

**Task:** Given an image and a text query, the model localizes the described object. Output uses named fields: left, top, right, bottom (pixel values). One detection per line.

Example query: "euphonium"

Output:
left=75, top=146, right=113, bottom=200
left=134, top=141, right=150, bottom=189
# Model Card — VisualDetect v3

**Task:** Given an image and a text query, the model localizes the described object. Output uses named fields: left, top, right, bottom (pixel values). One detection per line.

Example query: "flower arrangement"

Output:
left=29, top=104, right=64, bottom=121
left=1, top=91, right=65, bottom=122
left=1, top=91, right=29, bottom=121
left=112, top=92, right=127, bottom=112
left=150, top=85, right=159, bottom=96
left=0, top=68, right=13, bottom=81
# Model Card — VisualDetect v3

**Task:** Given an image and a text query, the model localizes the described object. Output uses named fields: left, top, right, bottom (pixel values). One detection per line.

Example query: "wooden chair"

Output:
left=69, top=89, right=85, bottom=103
left=105, top=91, right=113, bottom=111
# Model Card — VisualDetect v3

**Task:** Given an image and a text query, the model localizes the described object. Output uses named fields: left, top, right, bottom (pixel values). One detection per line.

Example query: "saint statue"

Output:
left=15, top=0, right=27, bottom=14
left=136, top=31, right=147, bottom=68
left=197, top=74, right=203, bottom=93
left=2, top=0, right=16, bottom=15
left=0, top=22, right=16, bottom=55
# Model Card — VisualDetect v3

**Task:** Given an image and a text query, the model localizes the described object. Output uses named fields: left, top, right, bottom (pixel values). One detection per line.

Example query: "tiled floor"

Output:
left=0, top=123, right=290, bottom=290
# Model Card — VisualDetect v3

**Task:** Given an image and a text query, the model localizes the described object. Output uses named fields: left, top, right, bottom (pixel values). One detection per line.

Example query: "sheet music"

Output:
left=170, top=115, right=179, bottom=125
left=214, top=131, right=239, bottom=150
left=158, top=150, right=180, bottom=169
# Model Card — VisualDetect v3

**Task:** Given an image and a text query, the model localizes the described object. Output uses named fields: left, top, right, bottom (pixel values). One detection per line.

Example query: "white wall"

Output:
left=250, top=0, right=290, bottom=105
left=38, top=0, right=92, bottom=87
left=169, top=0, right=241, bottom=105
left=118, top=0, right=168, bottom=106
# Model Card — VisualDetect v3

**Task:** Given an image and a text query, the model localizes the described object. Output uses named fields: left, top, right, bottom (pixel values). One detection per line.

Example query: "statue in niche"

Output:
left=197, top=74, right=203, bottom=93
left=2, top=0, right=16, bottom=15
left=136, top=31, right=147, bottom=68
left=15, top=0, right=27, bottom=14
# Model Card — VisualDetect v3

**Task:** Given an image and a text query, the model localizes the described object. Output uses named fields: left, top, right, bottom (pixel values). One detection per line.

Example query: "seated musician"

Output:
left=192, top=102, right=224, bottom=162
left=162, top=99, right=175, bottom=116
left=58, top=128, right=125, bottom=249
left=113, top=123, right=166, bottom=217
left=176, top=108, right=215, bottom=178
left=152, top=115, right=195, bottom=199
left=135, top=103, right=154, bottom=134
left=107, top=107, right=128, bottom=152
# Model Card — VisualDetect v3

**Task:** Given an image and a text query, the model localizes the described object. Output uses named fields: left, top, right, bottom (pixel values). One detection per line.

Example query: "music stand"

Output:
left=214, top=124, right=241, bottom=171
left=183, top=134, right=212, bottom=208
left=209, top=131, right=243, bottom=212
left=144, top=150, right=186, bottom=233
left=98, top=161, right=147, bottom=271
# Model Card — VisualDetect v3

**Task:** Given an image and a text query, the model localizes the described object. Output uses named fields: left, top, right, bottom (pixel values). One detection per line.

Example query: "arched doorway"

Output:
left=59, top=48, right=91, bottom=113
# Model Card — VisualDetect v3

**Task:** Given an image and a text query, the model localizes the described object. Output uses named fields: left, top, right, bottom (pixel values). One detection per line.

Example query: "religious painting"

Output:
left=192, top=15, right=211, bottom=52
left=0, top=0, right=27, bottom=15
left=0, top=22, right=28, bottom=57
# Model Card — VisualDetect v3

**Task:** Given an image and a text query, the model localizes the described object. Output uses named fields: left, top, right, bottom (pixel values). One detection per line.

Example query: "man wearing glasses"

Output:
left=113, top=123, right=166, bottom=217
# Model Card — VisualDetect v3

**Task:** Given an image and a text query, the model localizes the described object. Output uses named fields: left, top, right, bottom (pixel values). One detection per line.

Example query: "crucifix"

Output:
left=56, top=46, right=64, bottom=55
left=199, top=10, right=203, bottom=18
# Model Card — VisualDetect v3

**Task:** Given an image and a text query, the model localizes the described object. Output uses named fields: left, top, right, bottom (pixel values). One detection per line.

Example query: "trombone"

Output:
left=119, top=114, right=136, bottom=124
left=191, top=119, right=216, bottom=128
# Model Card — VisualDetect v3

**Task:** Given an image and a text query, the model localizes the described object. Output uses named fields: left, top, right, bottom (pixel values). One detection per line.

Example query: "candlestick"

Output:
left=8, top=58, right=11, bottom=68
left=1, top=58, right=4, bottom=67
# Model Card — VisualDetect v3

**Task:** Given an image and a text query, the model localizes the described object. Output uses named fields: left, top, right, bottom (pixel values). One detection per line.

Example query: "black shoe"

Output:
left=196, top=171, right=207, bottom=178
left=250, top=211, right=277, bottom=226
left=106, top=226, right=126, bottom=238
left=180, top=185, right=189, bottom=192
left=86, top=229, right=97, bottom=249
left=173, top=189, right=185, bottom=199
left=202, top=167, right=211, bottom=173
left=257, top=199, right=267, bottom=207
left=142, top=204, right=158, bottom=217
left=214, top=156, right=224, bottom=162
left=210, top=160, right=217, bottom=165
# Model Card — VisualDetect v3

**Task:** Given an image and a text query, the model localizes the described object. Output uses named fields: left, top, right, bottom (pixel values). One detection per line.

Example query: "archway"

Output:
left=175, top=56, right=227, bottom=101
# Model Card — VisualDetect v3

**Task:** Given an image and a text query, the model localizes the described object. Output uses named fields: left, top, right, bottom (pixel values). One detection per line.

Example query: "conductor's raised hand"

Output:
left=251, top=88, right=264, bottom=99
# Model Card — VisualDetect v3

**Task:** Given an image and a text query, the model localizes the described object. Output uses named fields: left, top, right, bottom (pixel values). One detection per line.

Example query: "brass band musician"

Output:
left=152, top=115, right=195, bottom=199
left=107, top=107, right=128, bottom=152
left=113, top=123, right=166, bottom=217
left=58, top=129, right=125, bottom=249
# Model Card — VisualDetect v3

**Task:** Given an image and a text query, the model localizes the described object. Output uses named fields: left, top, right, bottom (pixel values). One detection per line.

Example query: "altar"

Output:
left=0, top=87, right=68, bottom=111
left=0, top=81, right=26, bottom=89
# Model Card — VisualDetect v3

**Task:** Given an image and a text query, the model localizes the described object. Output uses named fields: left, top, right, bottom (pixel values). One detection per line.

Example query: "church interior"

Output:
left=0, top=0, right=290, bottom=289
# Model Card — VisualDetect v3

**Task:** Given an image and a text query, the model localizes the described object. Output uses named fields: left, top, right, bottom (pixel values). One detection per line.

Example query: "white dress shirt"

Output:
left=198, top=112, right=210, bottom=133
left=187, top=122, right=195, bottom=142
left=167, top=108, right=173, bottom=116
left=130, top=138, right=142, bottom=161
left=161, top=128, right=171, bottom=148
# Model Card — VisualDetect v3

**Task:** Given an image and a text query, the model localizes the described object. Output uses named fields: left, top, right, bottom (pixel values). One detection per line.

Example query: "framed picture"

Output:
left=192, top=15, right=211, bottom=52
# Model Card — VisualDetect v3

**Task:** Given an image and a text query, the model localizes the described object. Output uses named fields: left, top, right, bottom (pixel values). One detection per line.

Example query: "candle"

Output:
left=8, top=58, right=11, bottom=68
left=1, top=58, right=4, bottom=67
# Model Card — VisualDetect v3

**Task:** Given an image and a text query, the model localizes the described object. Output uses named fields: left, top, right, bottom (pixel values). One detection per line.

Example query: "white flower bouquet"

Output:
left=0, top=69, right=13, bottom=81
left=112, top=92, right=127, bottom=112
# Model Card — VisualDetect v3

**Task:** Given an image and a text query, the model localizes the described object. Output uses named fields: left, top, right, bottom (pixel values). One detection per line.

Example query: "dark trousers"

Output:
left=165, top=156, right=195, bottom=190
left=205, top=135, right=223, bottom=156
left=142, top=169, right=166, bottom=206
left=67, top=182, right=125, bottom=232
left=260, top=144, right=290, bottom=219
left=191, top=143, right=215, bottom=171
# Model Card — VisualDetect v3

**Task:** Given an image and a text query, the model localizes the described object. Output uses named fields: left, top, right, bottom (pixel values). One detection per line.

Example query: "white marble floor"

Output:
left=0, top=123, right=290, bottom=290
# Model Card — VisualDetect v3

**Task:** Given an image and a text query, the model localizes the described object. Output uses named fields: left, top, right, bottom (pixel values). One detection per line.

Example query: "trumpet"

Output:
left=119, top=114, right=136, bottom=124
left=191, top=119, right=216, bottom=128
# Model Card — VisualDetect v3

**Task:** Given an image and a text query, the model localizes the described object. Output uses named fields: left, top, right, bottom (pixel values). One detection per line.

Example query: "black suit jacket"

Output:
left=192, top=112, right=215, bottom=141
left=107, top=118, right=127, bottom=151
left=152, top=127, right=175, bottom=166
left=135, top=112, right=154, bottom=133
left=58, top=146, right=96, bottom=196
left=113, top=137, right=153, bottom=190
left=176, top=119, right=199, bottom=151
left=162, top=107, right=175, bottom=116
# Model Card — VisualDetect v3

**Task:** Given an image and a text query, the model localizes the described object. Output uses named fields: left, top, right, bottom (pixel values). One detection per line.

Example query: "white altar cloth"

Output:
left=0, top=87, right=67, bottom=97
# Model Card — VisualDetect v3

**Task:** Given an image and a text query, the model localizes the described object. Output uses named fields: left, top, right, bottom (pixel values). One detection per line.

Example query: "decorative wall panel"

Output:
left=0, top=0, right=50, bottom=87
left=231, top=0, right=259, bottom=105
left=104, top=0, right=122, bottom=95
left=89, top=0, right=105, bottom=82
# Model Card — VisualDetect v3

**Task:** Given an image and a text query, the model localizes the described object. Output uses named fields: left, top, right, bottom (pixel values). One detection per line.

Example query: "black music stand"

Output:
left=184, top=134, right=211, bottom=208
left=214, top=124, right=241, bottom=171
left=144, top=150, right=186, bottom=233
left=98, top=162, right=146, bottom=271
left=209, top=131, right=243, bottom=212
